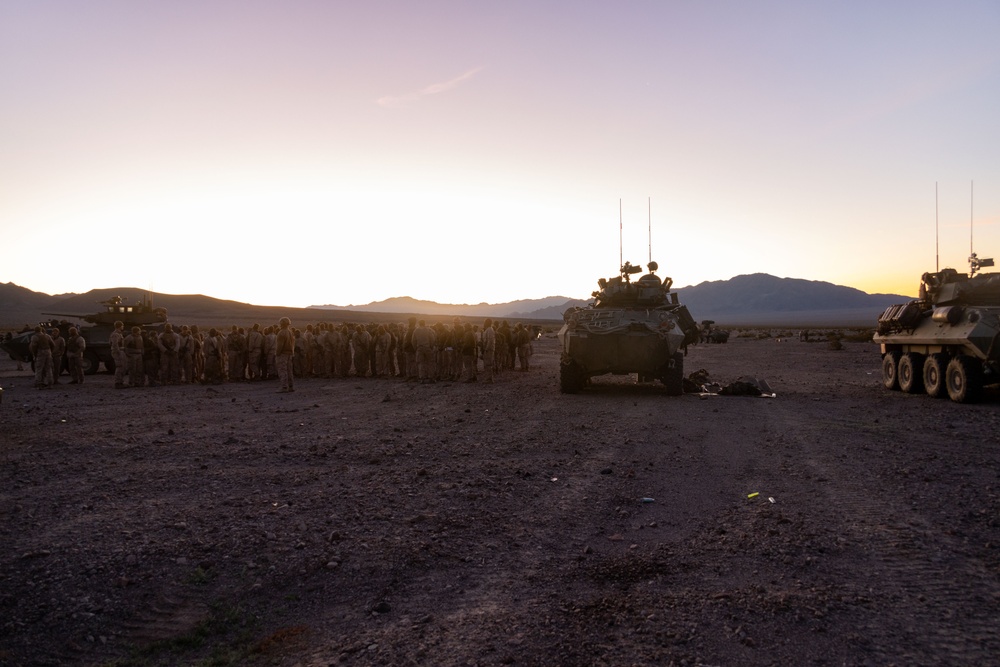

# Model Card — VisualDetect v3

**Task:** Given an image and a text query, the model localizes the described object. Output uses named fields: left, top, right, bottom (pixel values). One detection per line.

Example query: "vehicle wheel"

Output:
left=82, top=350, right=101, bottom=375
left=881, top=351, right=902, bottom=390
left=660, top=352, right=684, bottom=396
left=946, top=355, right=983, bottom=403
left=922, top=353, right=948, bottom=398
left=898, top=352, right=925, bottom=394
left=560, top=361, right=584, bottom=394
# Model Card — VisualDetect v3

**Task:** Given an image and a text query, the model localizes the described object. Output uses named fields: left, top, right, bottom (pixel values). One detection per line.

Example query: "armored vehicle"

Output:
left=1, top=295, right=167, bottom=374
left=558, top=261, right=700, bottom=394
left=874, top=253, right=1000, bottom=403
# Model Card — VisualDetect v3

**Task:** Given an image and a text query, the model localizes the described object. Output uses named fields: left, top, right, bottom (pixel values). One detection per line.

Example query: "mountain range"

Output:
left=1, top=274, right=911, bottom=329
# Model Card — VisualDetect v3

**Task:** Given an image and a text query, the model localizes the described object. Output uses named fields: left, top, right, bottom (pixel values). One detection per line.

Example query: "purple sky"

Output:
left=3, top=1, right=1000, bottom=306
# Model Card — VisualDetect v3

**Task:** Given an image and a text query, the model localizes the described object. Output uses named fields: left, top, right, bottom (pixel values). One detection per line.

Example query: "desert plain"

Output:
left=1, top=332, right=999, bottom=666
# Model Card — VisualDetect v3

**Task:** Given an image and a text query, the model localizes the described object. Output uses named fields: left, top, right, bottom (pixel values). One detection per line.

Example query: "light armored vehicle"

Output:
left=558, top=261, right=700, bottom=394
left=874, top=253, right=1000, bottom=403
left=1, top=295, right=167, bottom=374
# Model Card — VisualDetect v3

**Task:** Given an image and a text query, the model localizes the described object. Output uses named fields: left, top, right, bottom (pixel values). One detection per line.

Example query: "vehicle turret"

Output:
left=874, top=253, right=1000, bottom=403
left=558, top=261, right=699, bottom=394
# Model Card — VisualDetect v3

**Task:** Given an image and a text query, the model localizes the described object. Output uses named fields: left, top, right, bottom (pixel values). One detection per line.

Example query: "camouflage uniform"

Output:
left=178, top=326, right=195, bottom=383
left=124, top=327, right=145, bottom=387
left=203, top=330, right=224, bottom=384
left=275, top=318, right=295, bottom=392
left=28, top=327, right=54, bottom=388
left=461, top=325, right=478, bottom=382
left=65, top=327, right=86, bottom=384
left=109, top=323, right=128, bottom=388
left=50, top=329, right=65, bottom=383
left=143, top=330, right=160, bottom=386
left=227, top=326, right=245, bottom=381
left=246, top=324, right=264, bottom=381
left=450, top=322, right=463, bottom=380
left=411, top=320, right=436, bottom=383
left=158, top=324, right=180, bottom=384
left=481, top=320, right=496, bottom=383
left=191, top=326, right=204, bottom=382
left=515, top=324, right=531, bottom=371
left=338, top=325, right=352, bottom=378
left=264, top=326, right=277, bottom=380
left=374, top=325, right=391, bottom=376
left=352, top=326, right=371, bottom=377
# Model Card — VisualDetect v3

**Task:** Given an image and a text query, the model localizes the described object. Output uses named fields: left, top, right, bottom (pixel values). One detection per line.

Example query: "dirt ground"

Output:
left=2, top=333, right=999, bottom=667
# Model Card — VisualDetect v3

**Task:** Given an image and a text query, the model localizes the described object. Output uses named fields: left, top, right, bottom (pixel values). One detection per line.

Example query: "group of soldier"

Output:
left=48, top=316, right=536, bottom=392
left=26, top=325, right=87, bottom=388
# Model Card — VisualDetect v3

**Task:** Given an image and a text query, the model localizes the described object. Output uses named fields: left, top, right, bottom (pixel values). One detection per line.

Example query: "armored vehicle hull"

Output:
left=1, top=295, right=167, bottom=375
left=874, top=257, right=1000, bottom=403
left=558, top=261, right=699, bottom=394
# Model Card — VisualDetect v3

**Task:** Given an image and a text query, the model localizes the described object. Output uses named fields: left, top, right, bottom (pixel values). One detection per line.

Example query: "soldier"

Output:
left=65, top=326, right=86, bottom=384
left=203, top=328, right=225, bottom=384
left=404, top=317, right=418, bottom=381
left=142, top=330, right=160, bottom=386
left=514, top=323, right=531, bottom=371
left=336, top=324, right=352, bottom=378
left=190, top=325, right=204, bottom=382
left=124, top=326, right=145, bottom=387
left=412, top=319, right=436, bottom=384
left=308, top=324, right=324, bottom=377
left=352, top=324, right=371, bottom=377
left=450, top=321, right=463, bottom=380
left=264, top=325, right=277, bottom=380
left=125, top=327, right=144, bottom=387
left=178, top=325, right=195, bottom=383
left=432, top=323, right=448, bottom=381
left=275, top=317, right=295, bottom=392
left=365, top=323, right=377, bottom=377
left=373, top=324, right=391, bottom=376
left=226, top=326, right=244, bottom=381
left=158, top=323, right=180, bottom=384
left=110, top=321, right=128, bottom=388
left=50, top=328, right=66, bottom=383
left=28, top=326, right=54, bottom=389
left=460, top=324, right=478, bottom=383
left=481, top=319, right=496, bottom=384
left=387, top=324, right=400, bottom=377
left=247, top=323, right=264, bottom=381
left=322, top=324, right=340, bottom=378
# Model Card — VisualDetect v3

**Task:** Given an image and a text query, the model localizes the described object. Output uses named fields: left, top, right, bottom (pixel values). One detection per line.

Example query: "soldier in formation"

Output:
left=29, top=326, right=54, bottom=389
left=110, top=321, right=128, bottom=388
left=124, top=326, right=145, bottom=387
left=65, top=326, right=86, bottom=384
left=89, top=316, right=535, bottom=390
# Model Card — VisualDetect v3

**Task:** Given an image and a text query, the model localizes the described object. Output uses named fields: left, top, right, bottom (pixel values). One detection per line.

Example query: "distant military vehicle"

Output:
left=700, top=320, right=729, bottom=344
left=1, top=295, right=167, bottom=374
left=558, top=261, right=700, bottom=394
left=874, top=253, right=1000, bottom=402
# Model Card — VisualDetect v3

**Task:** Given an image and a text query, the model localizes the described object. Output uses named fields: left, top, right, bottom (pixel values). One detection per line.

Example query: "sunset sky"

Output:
left=3, top=1, right=1000, bottom=308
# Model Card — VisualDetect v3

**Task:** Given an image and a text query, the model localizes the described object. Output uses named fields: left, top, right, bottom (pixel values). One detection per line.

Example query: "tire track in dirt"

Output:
left=768, top=398, right=1000, bottom=664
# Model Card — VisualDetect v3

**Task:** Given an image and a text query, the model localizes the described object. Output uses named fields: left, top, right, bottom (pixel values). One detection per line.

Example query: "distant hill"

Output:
left=466, top=274, right=912, bottom=325
left=0, top=282, right=57, bottom=314
left=311, top=295, right=576, bottom=319
left=0, top=275, right=914, bottom=330
left=673, top=274, right=911, bottom=326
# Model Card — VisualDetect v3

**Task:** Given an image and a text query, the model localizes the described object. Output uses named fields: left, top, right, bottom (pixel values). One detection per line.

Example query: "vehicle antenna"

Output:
left=618, top=197, right=625, bottom=266
left=970, top=179, right=974, bottom=258
left=648, top=196, right=652, bottom=265
left=935, top=181, right=939, bottom=273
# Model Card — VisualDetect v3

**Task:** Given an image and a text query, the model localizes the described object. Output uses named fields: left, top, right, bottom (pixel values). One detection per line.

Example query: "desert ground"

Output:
left=1, top=332, right=999, bottom=667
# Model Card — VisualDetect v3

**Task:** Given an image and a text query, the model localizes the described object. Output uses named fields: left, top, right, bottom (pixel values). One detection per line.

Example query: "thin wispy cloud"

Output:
left=377, top=67, right=484, bottom=108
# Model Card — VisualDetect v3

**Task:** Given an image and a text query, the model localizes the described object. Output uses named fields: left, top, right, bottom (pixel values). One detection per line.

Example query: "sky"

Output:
left=3, top=1, right=1000, bottom=308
